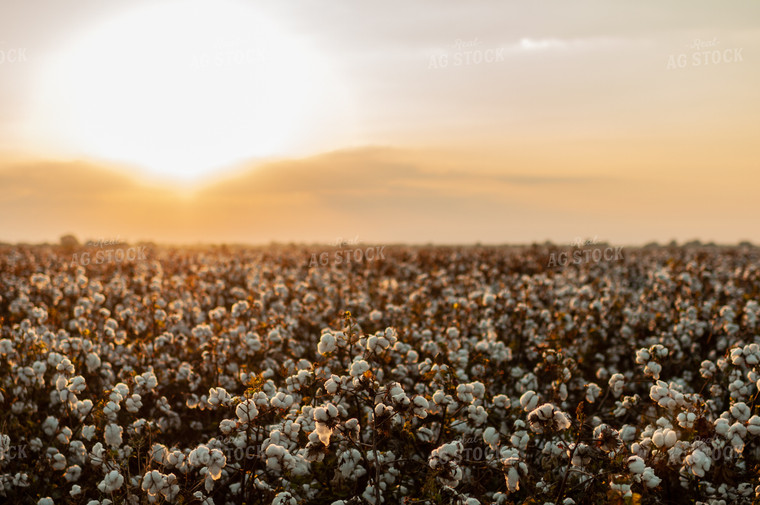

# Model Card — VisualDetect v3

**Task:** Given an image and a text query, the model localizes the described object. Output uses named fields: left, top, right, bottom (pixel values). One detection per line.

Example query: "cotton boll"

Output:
left=483, top=427, right=499, bottom=449
left=142, top=470, right=167, bottom=497
left=608, top=373, right=625, bottom=397
left=685, top=449, right=711, bottom=477
left=730, top=402, right=751, bottom=422
left=350, top=360, right=370, bottom=378
left=585, top=383, right=602, bottom=403
left=104, top=423, right=123, bottom=448
left=641, top=467, right=661, bottom=488
left=746, top=415, right=760, bottom=436
left=664, top=429, right=677, bottom=448
left=235, top=400, right=259, bottom=424
left=51, top=452, right=67, bottom=470
left=81, top=425, right=96, bottom=441
left=125, top=394, right=143, bottom=413
left=519, top=391, right=539, bottom=412
left=318, top=332, right=337, bottom=355
left=492, top=394, right=511, bottom=409
left=207, top=449, right=226, bottom=479
left=42, top=416, right=59, bottom=436
left=97, top=470, right=124, bottom=493
left=677, top=412, right=697, bottom=429
left=314, top=423, right=333, bottom=446
left=628, top=456, right=646, bottom=475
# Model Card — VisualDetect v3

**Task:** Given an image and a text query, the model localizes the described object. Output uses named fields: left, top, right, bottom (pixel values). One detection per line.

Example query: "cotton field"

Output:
left=1, top=243, right=759, bottom=505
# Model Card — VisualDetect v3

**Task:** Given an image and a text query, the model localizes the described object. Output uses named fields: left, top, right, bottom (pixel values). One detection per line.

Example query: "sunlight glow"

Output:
left=32, top=0, right=348, bottom=181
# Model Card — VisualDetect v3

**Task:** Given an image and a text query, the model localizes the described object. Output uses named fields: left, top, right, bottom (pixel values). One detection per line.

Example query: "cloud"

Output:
left=0, top=147, right=611, bottom=243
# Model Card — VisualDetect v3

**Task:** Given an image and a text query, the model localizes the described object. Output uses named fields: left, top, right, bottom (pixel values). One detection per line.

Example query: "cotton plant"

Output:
left=5, top=245, right=760, bottom=503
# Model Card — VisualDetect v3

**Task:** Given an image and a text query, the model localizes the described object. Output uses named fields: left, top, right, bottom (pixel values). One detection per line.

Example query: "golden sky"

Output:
left=0, top=0, right=758, bottom=245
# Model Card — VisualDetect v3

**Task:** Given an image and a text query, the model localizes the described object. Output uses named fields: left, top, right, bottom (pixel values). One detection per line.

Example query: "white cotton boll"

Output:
left=493, top=394, right=511, bottom=409
left=314, top=406, right=329, bottom=422
left=113, top=382, right=129, bottom=398
left=554, top=411, right=571, bottom=431
left=483, top=427, right=499, bottom=448
left=51, top=453, right=67, bottom=470
left=747, top=415, right=760, bottom=436
left=135, top=371, right=158, bottom=391
left=64, top=464, right=81, bottom=482
left=536, top=404, right=554, bottom=420
left=80, top=425, right=95, bottom=441
left=646, top=362, right=662, bottom=380
left=730, top=402, right=751, bottom=422
left=245, top=332, right=262, bottom=353
left=664, top=429, right=677, bottom=448
left=635, top=349, right=650, bottom=364
left=142, top=470, right=167, bottom=496
left=511, top=430, right=529, bottom=450
left=236, top=400, right=259, bottom=424
left=677, top=412, right=696, bottom=429
left=0, top=339, right=13, bottom=355
left=68, top=376, right=86, bottom=394
left=628, top=456, right=646, bottom=475
left=350, top=360, right=370, bottom=378
left=520, top=391, right=539, bottom=412
left=315, top=423, right=333, bottom=446
left=685, top=449, right=711, bottom=477
left=97, top=470, right=124, bottom=493
left=125, top=394, right=142, bottom=413
left=70, top=485, right=81, bottom=497
left=506, top=466, right=520, bottom=492
left=151, top=444, right=168, bottom=464
left=608, top=373, right=625, bottom=397
left=714, top=418, right=730, bottom=436
left=166, top=450, right=185, bottom=468
left=641, top=467, right=661, bottom=488
left=104, top=423, right=123, bottom=448
left=728, top=421, right=747, bottom=451
left=456, top=384, right=474, bottom=403
left=57, top=426, right=72, bottom=445
left=42, top=416, right=59, bottom=436
left=468, top=405, right=488, bottom=426
left=586, top=383, right=602, bottom=403
left=207, top=449, right=226, bottom=479
left=432, top=390, right=446, bottom=405
left=189, top=446, right=211, bottom=467
left=37, top=499, right=53, bottom=505
left=652, top=431, right=664, bottom=448
left=620, top=425, right=637, bottom=442
left=318, top=333, right=337, bottom=355
left=471, top=381, right=485, bottom=399
left=273, top=491, right=297, bottom=505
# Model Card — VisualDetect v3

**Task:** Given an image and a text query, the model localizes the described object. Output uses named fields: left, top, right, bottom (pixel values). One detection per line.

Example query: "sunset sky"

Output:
left=1, top=0, right=758, bottom=245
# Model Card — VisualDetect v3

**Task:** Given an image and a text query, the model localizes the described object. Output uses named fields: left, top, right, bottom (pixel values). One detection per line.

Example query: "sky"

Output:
left=0, top=0, right=758, bottom=245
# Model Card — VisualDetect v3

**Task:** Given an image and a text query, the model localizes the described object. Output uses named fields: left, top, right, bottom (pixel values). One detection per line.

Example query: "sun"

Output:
left=32, top=0, right=351, bottom=182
